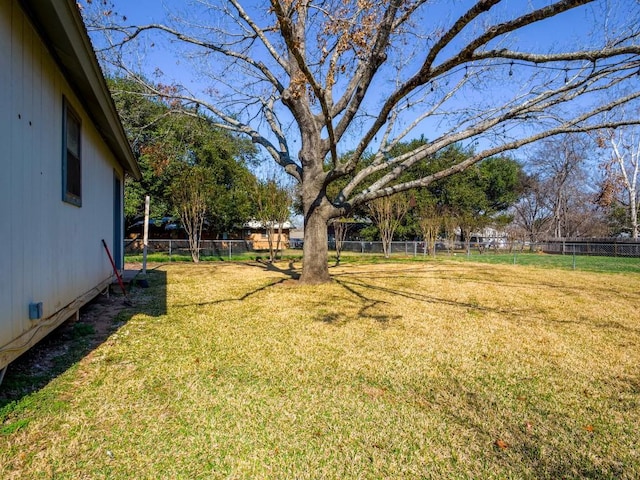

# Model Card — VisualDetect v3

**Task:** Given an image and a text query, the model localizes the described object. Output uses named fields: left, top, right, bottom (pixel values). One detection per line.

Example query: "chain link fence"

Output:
left=125, top=239, right=252, bottom=260
left=336, top=240, right=523, bottom=256
left=535, top=239, right=640, bottom=257
left=335, top=239, right=640, bottom=258
left=125, top=238, right=640, bottom=259
left=336, top=240, right=427, bottom=255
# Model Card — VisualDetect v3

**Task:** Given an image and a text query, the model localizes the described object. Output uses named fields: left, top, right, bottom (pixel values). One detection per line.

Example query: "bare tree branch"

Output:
left=83, top=0, right=640, bottom=282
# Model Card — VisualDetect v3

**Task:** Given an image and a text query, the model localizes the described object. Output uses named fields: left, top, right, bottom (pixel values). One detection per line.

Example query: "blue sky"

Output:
left=90, top=0, right=600, bottom=88
left=84, top=0, right=634, bottom=170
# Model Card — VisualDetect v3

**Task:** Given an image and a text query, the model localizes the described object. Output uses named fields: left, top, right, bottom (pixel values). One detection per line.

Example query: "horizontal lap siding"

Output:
left=0, top=0, right=124, bottom=355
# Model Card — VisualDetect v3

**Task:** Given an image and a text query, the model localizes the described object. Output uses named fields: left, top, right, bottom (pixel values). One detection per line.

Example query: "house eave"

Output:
left=18, top=0, right=141, bottom=180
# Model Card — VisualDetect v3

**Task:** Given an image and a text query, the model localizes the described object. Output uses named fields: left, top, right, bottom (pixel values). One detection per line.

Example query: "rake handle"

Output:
left=102, top=239, right=128, bottom=298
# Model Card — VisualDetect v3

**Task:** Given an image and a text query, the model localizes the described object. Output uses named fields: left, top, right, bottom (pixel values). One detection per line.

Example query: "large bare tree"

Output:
left=85, top=0, right=640, bottom=283
left=512, top=174, right=552, bottom=243
left=527, top=134, right=593, bottom=238
left=600, top=126, right=640, bottom=238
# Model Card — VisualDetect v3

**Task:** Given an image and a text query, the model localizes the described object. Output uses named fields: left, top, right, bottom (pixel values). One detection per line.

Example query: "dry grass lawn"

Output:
left=1, top=260, right=639, bottom=479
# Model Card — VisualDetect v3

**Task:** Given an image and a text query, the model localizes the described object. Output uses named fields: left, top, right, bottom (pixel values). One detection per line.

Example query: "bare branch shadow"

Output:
left=330, top=278, right=401, bottom=325
left=329, top=266, right=640, bottom=334
left=247, top=259, right=301, bottom=280
left=333, top=275, right=521, bottom=316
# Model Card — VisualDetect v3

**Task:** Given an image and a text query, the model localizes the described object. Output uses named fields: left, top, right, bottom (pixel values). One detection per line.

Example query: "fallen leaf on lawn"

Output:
left=584, top=425, right=594, bottom=432
left=494, top=439, right=508, bottom=449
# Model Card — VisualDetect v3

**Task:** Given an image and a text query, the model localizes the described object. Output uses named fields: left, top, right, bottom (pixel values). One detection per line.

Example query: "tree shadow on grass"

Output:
left=170, top=261, right=297, bottom=309
left=331, top=274, right=527, bottom=319
left=0, top=269, right=167, bottom=409
left=321, top=278, right=402, bottom=325
left=183, top=262, right=529, bottom=324
left=327, top=267, right=640, bottom=334
left=250, top=258, right=301, bottom=280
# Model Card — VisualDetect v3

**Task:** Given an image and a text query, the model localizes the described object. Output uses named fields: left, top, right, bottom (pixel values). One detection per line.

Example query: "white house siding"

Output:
left=0, top=0, right=125, bottom=366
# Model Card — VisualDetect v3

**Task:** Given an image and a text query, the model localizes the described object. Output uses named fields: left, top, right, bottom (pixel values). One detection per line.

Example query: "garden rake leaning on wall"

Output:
left=102, top=239, right=133, bottom=306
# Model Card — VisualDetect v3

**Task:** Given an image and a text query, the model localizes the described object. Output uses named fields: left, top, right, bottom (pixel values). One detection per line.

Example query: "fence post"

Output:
left=142, top=195, right=150, bottom=276
left=229, top=241, right=232, bottom=261
left=169, top=240, right=172, bottom=262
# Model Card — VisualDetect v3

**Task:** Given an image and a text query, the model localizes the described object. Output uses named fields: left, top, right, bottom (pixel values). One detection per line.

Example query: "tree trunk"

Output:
left=276, top=224, right=283, bottom=261
left=380, top=227, right=391, bottom=258
left=188, top=231, right=200, bottom=263
left=462, top=225, right=472, bottom=256
left=630, top=192, right=638, bottom=239
left=297, top=135, right=333, bottom=284
left=300, top=208, right=331, bottom=284
left=267, top=224, right=275, bottom=262
left=332, top=218, right=349, bottom=265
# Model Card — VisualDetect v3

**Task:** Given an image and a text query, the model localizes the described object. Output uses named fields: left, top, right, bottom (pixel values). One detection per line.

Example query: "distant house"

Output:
left=0, top=0, right=141, bottom=380
left=244, top=220, right=293, bottom=250
left=289, top=227, right=304, bottom=249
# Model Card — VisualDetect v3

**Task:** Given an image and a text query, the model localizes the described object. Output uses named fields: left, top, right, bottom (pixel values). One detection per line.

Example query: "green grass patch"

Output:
left=71, top=322, right=95, bottom=339
left=334, top=249, right=640, bottom=274
left=447, top=250, right=640, bottom=274
left=2, top=261, right=639, bottom=478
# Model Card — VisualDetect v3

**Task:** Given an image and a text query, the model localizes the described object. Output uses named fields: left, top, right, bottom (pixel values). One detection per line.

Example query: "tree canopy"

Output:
left=598, top=125, right=640, bottom=239
left=110, top=77, right=258, bottom=237
left=359, top=143, right=523, bottom=247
